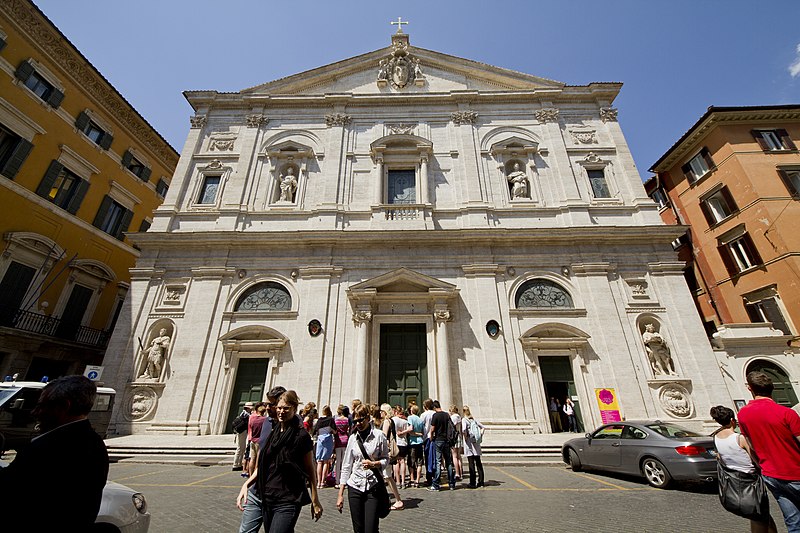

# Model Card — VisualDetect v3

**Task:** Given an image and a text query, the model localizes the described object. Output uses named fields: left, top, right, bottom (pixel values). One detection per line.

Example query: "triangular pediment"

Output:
left=242, top=43, right=564, bottom=96
left=349, top=267, right=457, bottom=293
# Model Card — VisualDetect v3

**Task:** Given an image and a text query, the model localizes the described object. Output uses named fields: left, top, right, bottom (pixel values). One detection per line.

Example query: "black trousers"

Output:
left=347, top=484, right=381, bottom=533
left=467, top=455, right=484, bottom=487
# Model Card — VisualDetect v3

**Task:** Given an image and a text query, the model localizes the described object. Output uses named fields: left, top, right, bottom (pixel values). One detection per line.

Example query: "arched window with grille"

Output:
left=234, top=282, right=292, bottom=311
left=515, top=279, right=573, bottom=309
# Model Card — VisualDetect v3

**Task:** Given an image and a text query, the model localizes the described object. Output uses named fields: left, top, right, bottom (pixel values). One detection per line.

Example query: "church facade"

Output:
left=103, top=31, right=734, bottom=436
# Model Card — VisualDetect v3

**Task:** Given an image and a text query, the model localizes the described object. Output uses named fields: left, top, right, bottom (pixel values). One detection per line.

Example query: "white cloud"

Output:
left=789, top=44, right=800, bottom=78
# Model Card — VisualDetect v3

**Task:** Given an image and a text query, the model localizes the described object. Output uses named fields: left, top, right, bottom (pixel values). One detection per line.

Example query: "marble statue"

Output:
left=378, top=59, right=389, bottom=81
left=507, top=162, right=529, bottom=199
left=279, top=167, right=298, bottom=202
left=642, top=324, right=676, bottom=376
left=139, top=328, right=171, bottom=380
left=413, top=58, right=424, bottom=79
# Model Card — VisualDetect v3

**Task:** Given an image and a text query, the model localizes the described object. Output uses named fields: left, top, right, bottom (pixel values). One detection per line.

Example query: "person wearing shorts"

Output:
left=406, top=404, right=425, bottom=488
left=392, top=406, right=411, bottom=489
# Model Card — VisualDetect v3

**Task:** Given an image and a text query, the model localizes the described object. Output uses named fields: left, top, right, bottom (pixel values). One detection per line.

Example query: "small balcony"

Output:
left=0, top=307, right=110, bottom=349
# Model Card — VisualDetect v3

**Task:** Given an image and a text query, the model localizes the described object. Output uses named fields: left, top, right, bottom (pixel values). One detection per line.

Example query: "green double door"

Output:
left=226, top=358, right=269, bottom=432
left=379, top=324, right=427, bottom=408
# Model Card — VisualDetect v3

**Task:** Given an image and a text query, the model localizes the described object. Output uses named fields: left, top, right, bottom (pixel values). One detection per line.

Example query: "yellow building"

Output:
left=0, top=0, right=178, bottom=381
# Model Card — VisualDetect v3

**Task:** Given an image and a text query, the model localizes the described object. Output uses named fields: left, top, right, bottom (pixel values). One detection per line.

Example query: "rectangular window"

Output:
left=0, top=123, right=32, bottom=180
left=35, top=161, right=89, bottom=214
left=587, top=169, right=611, bottom=198
left=156, top=178, right=169, bottom=198
left=682, top=148, right=714, bottom=184
left=650, top=188, right=668, bottom=209
left=753, top=129, right=796, bottom=152
left=700, top=187, right=737, bottom=226
left=778, top=168, right=800, bottom=197
left=746, top=297, right=792, bottom=335
left=387, top=169, right=416, bottom=204
left=24, top=71, right=54, bottom=101
left=198, top=175, right=220, bottom=204
left=100, top=201, right=125, bottom=234
left=47, top=167, right=81, bottom=208
left=75, top=111, right=112, bottom=150
left=83, top=121, right=104, bottom=144
left=15, top=61, right=63, bottom=108
left=92, top=195, right=133, bottom=240
left=719, top=233, right=762, bottom=275
left=121, top=149, right=151, bottom=181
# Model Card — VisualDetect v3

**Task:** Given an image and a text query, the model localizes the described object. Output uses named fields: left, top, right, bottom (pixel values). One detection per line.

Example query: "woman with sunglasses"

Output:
left=238, top=390, right=322, bottom=532
left=335, top=404, right=389, bottom=533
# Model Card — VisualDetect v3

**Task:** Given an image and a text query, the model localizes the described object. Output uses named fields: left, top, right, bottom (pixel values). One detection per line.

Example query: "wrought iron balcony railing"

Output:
left=0, top=307, right=110, bottom=349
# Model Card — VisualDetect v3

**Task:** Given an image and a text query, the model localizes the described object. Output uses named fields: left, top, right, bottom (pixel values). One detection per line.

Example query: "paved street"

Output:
left=108, top=463, right=788, bottom=532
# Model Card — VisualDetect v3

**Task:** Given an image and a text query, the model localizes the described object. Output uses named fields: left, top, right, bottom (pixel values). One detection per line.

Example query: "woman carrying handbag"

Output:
left=711, top=405, right=777, bottom=533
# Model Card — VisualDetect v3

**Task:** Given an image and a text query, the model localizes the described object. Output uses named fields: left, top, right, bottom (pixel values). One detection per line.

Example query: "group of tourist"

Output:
left=548, top=396, right=579, bottom=433
left=234, top=392, right=486, bottom=533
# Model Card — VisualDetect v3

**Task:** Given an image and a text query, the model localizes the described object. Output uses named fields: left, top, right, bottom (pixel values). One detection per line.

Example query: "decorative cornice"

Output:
left=599, top=107, right=618, bottom=122
left=0, top=0, right=178, bottom=168
left=451, top=111, right=478, bottom=125
left=245, top=114, right=268, bottom=128
left=535, top=108, right=559, bottom=123
left=325, top=113, right=351, bottom=127
left=190, top=115, right=207, bottom=129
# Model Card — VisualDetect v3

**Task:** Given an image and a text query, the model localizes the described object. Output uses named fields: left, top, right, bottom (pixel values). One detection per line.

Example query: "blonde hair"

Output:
left=279, top=390, right=300, bottom=409
left=322, top=405, right=332, bottom=417
left=463, top=405, right=473, bottom=418
left=380, top=403, right=393, bottom=419
left=449, top=404, right=459, bottom=414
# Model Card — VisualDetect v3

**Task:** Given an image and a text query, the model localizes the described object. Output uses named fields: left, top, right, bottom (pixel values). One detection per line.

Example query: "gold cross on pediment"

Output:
left=391, top=17, right=408, bottom=34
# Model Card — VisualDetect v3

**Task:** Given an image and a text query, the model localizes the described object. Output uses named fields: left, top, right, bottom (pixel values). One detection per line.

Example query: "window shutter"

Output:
left=99, top=132, right=113, bottom=150
left=681, top=162, right=694, bottom=182
left=745, top=303, right=762, bottom=323
left=116, top=208, right=133, bottom=240
left=761, top=299, right=791, bottom=334
left=720, top=187, right=738, bottom=213
left=717, top=243, right=738, bottom=277
left=65, top=179, right=89, bottom=215
left=121, top=150, right=133, bottom=167
left=35, top=160, right=64, bottom=198
left=140, top=166, right=151, bottom=182
left=14, top=61, right=33, bottom=82
left=75, top=111, right=90, bottom=132
left=138, top=219, right=151, bottom=232
left=46, top=89, right=64, bottom=109
left=777, top=169, right=800, bottom=196
left=699, top=199, right=716, bottom=226
left=701, top=148, right=715, bottom=170
left=751, top=130, right=769, bottom=151
left=0, top=38, right=7, bottom=52
left=778, top=129, right=797, bottom=151
left=742, top=234, right=762, bottom=266
left=1, top=138, right=33, bottom=179
left=92, top=195, right=114, bottom=228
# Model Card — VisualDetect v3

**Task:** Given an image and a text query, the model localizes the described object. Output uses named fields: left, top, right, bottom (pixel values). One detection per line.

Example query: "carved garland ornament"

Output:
left=658, top=384, right=692, bottom=418
left=535, top=108, right=559, bottom=123
left=451, top=111, right=478, bottom=125
left=387, top=123, right=416, bottom=135
left=325, top=113, right=352, bottom=127
left=570, top=130, right=597, bottom=144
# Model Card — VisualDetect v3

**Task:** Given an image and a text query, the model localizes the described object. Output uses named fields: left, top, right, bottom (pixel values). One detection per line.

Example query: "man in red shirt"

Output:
left=738, top=370, right=800, bottom=532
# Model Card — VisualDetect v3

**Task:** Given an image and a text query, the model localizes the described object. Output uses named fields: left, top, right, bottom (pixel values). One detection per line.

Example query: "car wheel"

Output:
left=567, top=448, right=582, bottom=472
left=641, top=457, right=671, bottom=489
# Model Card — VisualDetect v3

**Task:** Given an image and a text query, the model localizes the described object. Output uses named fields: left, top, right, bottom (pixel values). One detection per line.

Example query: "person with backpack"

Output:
left=461, top=405, right=485, bottom=489
left=428, top=400, right=457, bottom=491
left=233, top=402, right=253, bottom=472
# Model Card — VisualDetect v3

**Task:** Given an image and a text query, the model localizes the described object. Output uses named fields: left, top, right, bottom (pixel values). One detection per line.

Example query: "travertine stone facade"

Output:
left=104, top=32, right=733, bottom=436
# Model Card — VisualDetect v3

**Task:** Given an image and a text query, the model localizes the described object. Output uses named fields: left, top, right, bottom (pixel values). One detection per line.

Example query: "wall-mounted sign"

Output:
left=308, top=319, right=322, bottom=337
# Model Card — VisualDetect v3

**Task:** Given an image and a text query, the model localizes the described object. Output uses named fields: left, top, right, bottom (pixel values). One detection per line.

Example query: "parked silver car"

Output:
left=561, top=420, right=717, bottom=488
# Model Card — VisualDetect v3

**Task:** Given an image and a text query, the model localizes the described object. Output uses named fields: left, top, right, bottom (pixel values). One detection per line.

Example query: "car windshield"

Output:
left=645, top=423, right=702, bottom=438
left=0, top=389, right=19, bottom=407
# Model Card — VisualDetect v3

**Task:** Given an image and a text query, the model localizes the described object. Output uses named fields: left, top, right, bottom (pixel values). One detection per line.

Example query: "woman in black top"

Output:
left=238, top=390, right=322, bottom=532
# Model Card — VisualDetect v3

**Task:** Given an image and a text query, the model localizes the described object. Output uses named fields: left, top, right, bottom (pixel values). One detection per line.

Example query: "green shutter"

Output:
left=35, top=160, right=64, bottom=198
left=1, top=138, right=33, bottom=179
left=121, top=150, right=133, bottom=167
left=14, top=61, right=33, bottom=82
left=92, top=195, right=114, bottom=228
left=75, top=111, right=90, bottom=132
left=99, top=132, right=113, bottom=150
left=65, top=179, right=89, bottom=215
left=0, top=38, right=7, bottom=53
left=47, top=89, right=64, bottom=108
left=116, top=208, right=133, bottom=240
left=138, top=219, right=151, bottom=232
left=140, top=166, right=151, bottom=182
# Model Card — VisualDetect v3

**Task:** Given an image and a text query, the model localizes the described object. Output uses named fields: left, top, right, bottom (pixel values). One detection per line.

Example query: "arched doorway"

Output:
left=746, top=359, right=798, bottom=406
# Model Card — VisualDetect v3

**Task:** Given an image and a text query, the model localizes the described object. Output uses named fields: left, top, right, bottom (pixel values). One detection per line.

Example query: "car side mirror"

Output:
left=585, top=432, right=592, bottom=441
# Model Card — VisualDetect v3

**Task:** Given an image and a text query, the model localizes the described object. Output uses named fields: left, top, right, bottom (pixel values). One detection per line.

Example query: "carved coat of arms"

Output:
left=377, top=39, right=424, bottom=90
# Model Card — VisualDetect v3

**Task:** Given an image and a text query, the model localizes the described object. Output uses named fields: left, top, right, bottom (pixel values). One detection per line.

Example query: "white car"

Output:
left=0, top=460, right=149, bottom=532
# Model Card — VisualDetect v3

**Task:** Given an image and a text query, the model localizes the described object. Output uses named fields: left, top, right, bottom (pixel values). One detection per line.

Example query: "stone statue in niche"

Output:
left=378, top=59, right=389, bottom=81
left=278, top=167, right=298, bottom=202
left=642, top=323, right=676, bottom=376
left=138, top=328, right=171, bottom=381
left=412, top=58, right=424, bottom=79
left=506, top=162, right=529, bottom=199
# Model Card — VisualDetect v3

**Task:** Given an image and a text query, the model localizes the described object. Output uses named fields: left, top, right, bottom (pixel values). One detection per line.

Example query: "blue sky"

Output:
left=33, top=0, right=800, bottom=177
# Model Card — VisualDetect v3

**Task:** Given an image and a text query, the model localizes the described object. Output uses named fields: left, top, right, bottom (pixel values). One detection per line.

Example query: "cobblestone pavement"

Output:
left=109, top=463, right=788, bottom=533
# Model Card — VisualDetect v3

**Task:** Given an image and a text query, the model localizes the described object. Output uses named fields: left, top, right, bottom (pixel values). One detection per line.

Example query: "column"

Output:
left=373, top=158, right=383, bottom=205
left=353, top=310, right=372, bottom=401
left=434, top=309, right=452, bottom=407
left=420, top=154, right=429, bottom=204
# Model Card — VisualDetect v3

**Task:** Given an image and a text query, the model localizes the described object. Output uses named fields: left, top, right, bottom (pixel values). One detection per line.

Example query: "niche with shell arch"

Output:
left=264, top=137, right=319, bottom=208
left=636, top=316, right=678, bottom=377
left=135, top=320, right=175, bottom=383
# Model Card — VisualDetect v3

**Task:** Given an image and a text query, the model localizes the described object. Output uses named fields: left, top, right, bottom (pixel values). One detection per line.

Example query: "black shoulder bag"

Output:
left=715, top=435, right=769, bottom=522
left=355, top=433, right=391, bottom=519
